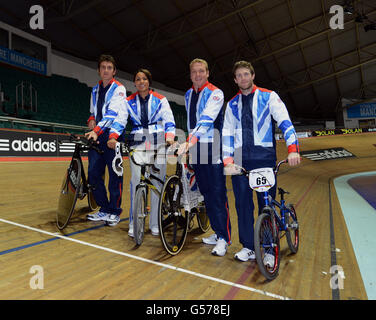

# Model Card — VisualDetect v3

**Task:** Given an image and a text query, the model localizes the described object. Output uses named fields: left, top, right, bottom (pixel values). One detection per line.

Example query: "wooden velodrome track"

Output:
left=0, top=131, right=375, bottom=300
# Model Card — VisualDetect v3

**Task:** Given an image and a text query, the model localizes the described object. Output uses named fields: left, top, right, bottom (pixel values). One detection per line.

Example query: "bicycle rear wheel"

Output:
left=133, top=187, right=147, bottom=246
left=254, top=210, right=280, bottom=281
left=56, top=158, right=82, bottom=230
left=285, top=204, right=299, bottom=254
left=158, top=175, right=188, bottom=255
left=196, top=203, right=210, bottom=233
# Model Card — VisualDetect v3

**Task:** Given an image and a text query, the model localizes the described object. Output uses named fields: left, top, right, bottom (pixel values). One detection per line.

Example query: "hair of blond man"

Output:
left=232, top=60, right=255, bottom=78
left=189, top=58, right=209, bottom=71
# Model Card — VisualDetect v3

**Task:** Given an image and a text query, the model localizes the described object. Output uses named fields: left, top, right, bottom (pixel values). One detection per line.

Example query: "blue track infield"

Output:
left=334, top=171, right=376, bottom=300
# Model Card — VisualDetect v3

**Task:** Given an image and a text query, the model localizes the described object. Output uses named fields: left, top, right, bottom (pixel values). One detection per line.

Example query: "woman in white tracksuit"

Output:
left=109, top=69, right=176, bottom=237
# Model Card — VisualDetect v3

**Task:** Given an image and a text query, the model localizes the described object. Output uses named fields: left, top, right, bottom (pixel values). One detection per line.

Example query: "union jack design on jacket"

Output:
left=222, top=85, right=299, bottom=166
left=88, top=78, right=126, bottom=137
left=109, top=90, right=175, bottom=142
left=185, top=82, right=224, bottom=145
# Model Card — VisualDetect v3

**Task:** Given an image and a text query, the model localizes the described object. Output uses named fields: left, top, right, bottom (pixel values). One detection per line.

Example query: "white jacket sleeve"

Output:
left=268, top=91, right=299, bottom=153
left=222, top=102, right=236, bottom=165
left=109, top=93, right=129, bottom=140
left=87, top=88, right=96, bottom=125
left=160, top=97, right=176, bottom=139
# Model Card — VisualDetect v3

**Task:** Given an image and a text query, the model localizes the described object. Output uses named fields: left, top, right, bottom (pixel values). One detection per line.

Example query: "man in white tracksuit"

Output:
left=178, top=58, right=231, bottom=257
left=85, top=54, right=127, bottom=227
left=223, top=60, right=300, bottom=264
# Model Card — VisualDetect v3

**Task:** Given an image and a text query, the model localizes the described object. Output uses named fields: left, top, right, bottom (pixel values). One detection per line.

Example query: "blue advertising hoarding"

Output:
left=0, top=45, right=47, bottom=75
left=347, top=102, right=376, bottom=119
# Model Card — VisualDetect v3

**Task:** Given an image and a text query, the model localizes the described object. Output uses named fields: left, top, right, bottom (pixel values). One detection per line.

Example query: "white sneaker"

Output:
left=234, top=248, right=256, bottom=262
left=202, top=234, right=218, bottom=245
left=128, top=223, right=134, bottom=237
left=106, top=214, right=120, bottom=227
left=87, top=211, right=108, bottom=221
left=263, top=253, right=275, bottom=268
left=150, top=226, right=159, bottom=236
left=211, top=238, right=228, bottom=256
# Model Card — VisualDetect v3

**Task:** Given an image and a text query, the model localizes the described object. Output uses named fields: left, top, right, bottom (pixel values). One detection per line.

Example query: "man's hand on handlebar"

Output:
left=224, top=163, right=244, bottom=175
left=177, top=141, right=195, bottom=156
left=85, top=130, right=98, bottom=142
left=287, top=152, right=301, bottom=166
left=166, top=137, right=175, bottom=146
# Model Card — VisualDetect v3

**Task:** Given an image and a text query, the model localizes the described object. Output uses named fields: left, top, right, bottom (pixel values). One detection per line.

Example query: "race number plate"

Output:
left=248, top=167, right=275, bottom=192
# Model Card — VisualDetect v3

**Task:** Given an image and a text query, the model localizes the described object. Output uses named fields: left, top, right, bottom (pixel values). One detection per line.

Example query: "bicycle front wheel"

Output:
left=133, top=187, right=147, bottom=246
left=158, top=175, right=188, bottom=255
left=285, top=204, right=299, bottom=254
left=254, top=211, right=280, bottom=281
left=56, top=158, right=82, bottom=230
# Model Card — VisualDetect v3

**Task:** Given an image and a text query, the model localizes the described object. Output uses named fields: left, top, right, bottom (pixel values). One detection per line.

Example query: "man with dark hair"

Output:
left=85, top=54, right=127, bottom=227
left=223, top=60, right=300, bottom=263
left=96, top=54, right=117, bottom=71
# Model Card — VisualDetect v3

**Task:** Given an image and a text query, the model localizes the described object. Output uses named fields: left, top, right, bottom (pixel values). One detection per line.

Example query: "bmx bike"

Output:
left=242, top=159, right=299, bottom=280
left=56, top=134, right=102, bottom=230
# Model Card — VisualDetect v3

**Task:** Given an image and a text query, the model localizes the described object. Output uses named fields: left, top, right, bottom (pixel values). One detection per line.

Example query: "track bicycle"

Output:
left=158, top=149, right=210, bottom=255
left=241, top=159, right=299, bottom=280
left=128, top=144, right=167, bottom=246
left=56, top=134, right=102, bottom=230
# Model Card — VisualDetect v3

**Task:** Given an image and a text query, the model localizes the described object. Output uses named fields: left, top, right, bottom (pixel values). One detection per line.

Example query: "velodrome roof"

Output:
left=0, top=0, right=375, bottom=122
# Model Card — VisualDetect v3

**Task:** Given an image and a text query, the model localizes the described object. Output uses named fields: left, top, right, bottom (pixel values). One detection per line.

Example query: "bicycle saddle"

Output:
left=278, top=187, right=289, bottom=195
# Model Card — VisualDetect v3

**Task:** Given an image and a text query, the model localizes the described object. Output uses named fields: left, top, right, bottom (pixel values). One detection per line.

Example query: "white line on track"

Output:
left=0, top=218, right=291, bottom=300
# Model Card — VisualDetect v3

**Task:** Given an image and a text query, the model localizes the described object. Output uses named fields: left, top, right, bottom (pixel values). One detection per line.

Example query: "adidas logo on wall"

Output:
left=300, top=147, right=355, bottom=161
left=0, top=139, right=10, bottom=152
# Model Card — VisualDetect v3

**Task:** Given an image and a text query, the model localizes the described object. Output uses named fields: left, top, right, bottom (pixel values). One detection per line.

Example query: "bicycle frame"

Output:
left=246, top=159, right=290, bottom=233
left=56, top=134, right=101, bottom=229
left=70, top=145, right=88, bottom=196
left=246, top=159, right=299, bottom=280
left=130, top=148, right=166, bottom=195
left=264, top=195, right=289, bottom=233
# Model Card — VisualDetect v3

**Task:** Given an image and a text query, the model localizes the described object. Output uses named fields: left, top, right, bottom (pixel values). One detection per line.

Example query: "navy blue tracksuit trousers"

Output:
left=231, top=160, right=276, bottom=250
left=192, top=162, right=231, bottom=244
left=88, top=132, right=123, bottom=216
left=190, top=142, right=231, bottom=244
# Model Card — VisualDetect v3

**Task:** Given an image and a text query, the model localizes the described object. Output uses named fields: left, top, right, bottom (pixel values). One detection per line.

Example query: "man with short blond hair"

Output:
left=189, top=58, right=209, bottom=71
left=178, top=58, right=231, bottom=257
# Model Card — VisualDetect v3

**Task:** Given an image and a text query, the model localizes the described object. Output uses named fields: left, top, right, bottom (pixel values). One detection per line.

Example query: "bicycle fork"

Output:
left=262, top=192, right=279, bottom=249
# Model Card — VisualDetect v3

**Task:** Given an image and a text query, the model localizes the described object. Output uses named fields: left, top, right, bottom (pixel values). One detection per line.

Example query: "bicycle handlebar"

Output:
left=274, top=159, right=288, bottom=174
left=169, top=143, right=195, bottom=171
left=59, top=134, right=104, bottom=154
left=240, top=158, right=288, bottom=176
left=127, top=143, right=170, bottom=173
